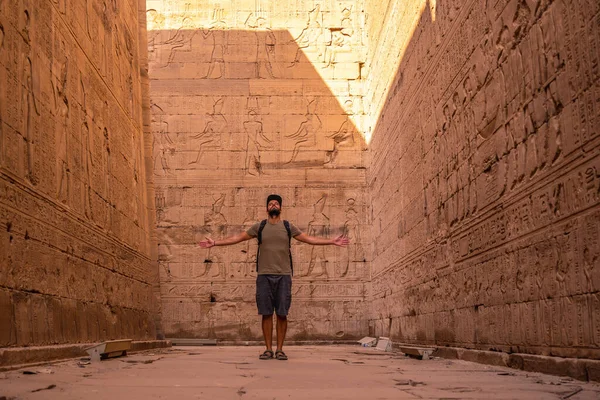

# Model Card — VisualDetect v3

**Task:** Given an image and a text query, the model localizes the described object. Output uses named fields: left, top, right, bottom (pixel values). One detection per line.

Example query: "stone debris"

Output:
left=31, top=384, right=56, bottom=393
left=375, top=337, right=393, bottom=352
left=357, top=337, right=377, bottom=347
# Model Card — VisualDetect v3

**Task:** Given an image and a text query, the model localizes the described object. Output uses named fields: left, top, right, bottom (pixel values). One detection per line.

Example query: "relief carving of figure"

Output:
left=285, top=99, right=322, bottom=164
left=53, top=50, right=70, bottom=203
left=80, top=77, right=94, bottom=219
left=151, top=103, right=175, bottom=176
left=200, top=8, right=228, bottom=79
left=22, top=56, right=40, bottom=185
left=252, top=18, right=278, bottom=79
left=322, top=8, right=354, bottom=68
left=303, top=195, right=331, bottom=278
left=162, top=17, right=196, bottom=66
left=102, top=127, right=112, bottom=231
left=244, top=110, right=272, bottom=176
left=200, top=194, right=228, bottom=278
left=81, top=120, right=93, bottom=219
left=241, top=207, right=258, bottom=272
left=289, top=5, right=323, bottom=66
left=146, top=9, right=166, bottom=60
left=189, top=98, right=226, bottom=164
left=325, top=100, right=357, bottom=166
left=340, top=199, right=362, bottom=278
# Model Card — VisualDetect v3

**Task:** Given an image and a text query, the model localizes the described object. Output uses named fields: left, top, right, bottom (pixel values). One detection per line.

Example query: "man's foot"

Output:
left=259, top=350, right=274, bottom=360
left=275, top=350, right=288, bottom=360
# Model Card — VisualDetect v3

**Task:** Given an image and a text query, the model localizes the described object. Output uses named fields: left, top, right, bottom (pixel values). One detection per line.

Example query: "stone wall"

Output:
left=0, top=0, right=158, bottom=346
left=146, top=0, right=370, bottom=340
left=367, top=0, right=600, bottom=358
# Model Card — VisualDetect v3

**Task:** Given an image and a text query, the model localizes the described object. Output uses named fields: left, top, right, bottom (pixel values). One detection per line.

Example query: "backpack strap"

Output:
left=256, top=219, right=267, bottom=272
left=257, top=219, right=268, bottom=245
left=283, top=220, right=293, bottom=276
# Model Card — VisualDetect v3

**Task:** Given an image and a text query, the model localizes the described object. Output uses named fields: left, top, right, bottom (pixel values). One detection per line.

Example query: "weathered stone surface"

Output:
left=366, top=0, right=600, bottom=362
left=2, top=346, right=600, bottom=399
left=0, top=0, right=159, bottom=348
left=147, top=1, right=370, bottom=340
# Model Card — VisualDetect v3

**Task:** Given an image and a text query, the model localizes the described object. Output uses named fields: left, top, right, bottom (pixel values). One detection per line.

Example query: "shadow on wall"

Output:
left=148, top=28, right=366, bottom=176
left=147, top=25, right=369, bottom=341
left=369, top=0, right=600, bottom=359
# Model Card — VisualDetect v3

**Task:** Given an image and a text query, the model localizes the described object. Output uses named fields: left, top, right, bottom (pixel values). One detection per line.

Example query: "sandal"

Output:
left=259, top=350, right=274, bottom=360
left=275, top=350, right=288, bottom=360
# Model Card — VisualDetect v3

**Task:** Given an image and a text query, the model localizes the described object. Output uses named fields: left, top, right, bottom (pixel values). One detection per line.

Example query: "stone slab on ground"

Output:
left=1, top=345, right=599, bottom=400
left=0, top=341, right=171, bottom=370
left=435, top=347, right=600, bottom=382
left=398, top=345, right=436, bottom=360
left=170, top=338, right=217, bottom=346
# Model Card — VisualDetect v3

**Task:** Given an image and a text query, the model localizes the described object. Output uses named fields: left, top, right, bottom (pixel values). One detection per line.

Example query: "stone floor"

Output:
left=1, top=345, right=600, bottom=399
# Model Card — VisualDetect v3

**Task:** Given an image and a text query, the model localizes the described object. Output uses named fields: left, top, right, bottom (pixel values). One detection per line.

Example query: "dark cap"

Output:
left=266, top=194, right=282, bottom=208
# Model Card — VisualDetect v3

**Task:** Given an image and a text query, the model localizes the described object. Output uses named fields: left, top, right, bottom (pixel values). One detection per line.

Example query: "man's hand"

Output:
left=333, top=235, right=350, bottom=247
left=198, top=237, right=215, bottom=248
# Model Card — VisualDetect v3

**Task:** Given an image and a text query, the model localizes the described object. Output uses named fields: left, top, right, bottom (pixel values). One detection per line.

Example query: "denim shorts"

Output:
left=256, top=275, right=292, bottom=316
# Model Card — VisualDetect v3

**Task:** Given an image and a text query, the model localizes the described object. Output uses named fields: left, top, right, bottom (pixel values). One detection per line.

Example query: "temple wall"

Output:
left=0, top=0, right=158, bottom=346
left=366, top=0, right=600, bottom=358
left=146, top=0, right=370, bottom=340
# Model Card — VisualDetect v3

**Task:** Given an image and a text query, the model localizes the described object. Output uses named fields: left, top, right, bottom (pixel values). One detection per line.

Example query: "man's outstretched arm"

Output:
left=293, top=233, right=349, bottom=247
left=199, top=231, right=253, bottom=248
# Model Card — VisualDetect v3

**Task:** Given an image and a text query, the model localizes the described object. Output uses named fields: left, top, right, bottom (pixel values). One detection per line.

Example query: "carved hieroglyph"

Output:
left=148, top=0, right=369, bottom=340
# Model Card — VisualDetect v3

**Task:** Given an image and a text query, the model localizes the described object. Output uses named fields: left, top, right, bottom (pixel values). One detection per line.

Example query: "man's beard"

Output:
left=268, top=209, right=280, bottom=217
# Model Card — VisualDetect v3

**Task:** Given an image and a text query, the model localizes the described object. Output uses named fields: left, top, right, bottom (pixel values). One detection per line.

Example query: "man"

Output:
left=198, top=194, right=349, bottom=360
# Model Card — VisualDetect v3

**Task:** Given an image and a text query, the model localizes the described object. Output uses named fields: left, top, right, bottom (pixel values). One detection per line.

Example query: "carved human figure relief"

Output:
left=241, top=206, right=257, bottom=267
left=247, top=17, right=278, bottom=79
left=325, top=100, right=357, bottom=166
left=151, top=103, right=174, bottom=176
left=189, top=98, right=226, bottom=164
left=322, top=7, right=355, bottom=68
left=80, top=76, right=94, bottom=219
left=157, top=228, right=174, bottom=282
left=244, top=110, right=271, bottom=176
left=200, top=194, right=228, bottom=278
left=285, top=99, right=322, bottom=164
left=146, top=9, right=166, bottom=61
left=289, top=5, right=323, bottom=66
left=200, top=27, right=227, bottom=79
left=303, top=195, right=330, bottom=278
left=341, top=198, right=362, bottom=278
left=162, top=17, right=196, bottom=66
left=132, top=135, right=142, bottom=226
left=101, top=127, right=112, bottom=229
left=22, top=55, right=40, bottom=185
left=53, top=51, right=70, bottom=203
left=199, top=7, right=228, bottom=79
left=81, top=121, right=93, bottom=219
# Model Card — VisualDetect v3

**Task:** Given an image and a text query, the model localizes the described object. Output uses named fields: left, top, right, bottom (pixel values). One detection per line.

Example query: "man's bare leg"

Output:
left=276, top=315, right=287, bottom=351
left=262, top=315, right=273, bottom=351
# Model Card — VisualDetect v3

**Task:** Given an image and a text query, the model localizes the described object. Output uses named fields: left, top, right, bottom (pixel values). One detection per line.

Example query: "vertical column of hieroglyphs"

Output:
left=147, top=0, right=370, bottom=340
left=0, top=0, right=157, bottom=347
left=366, top=0, right=600, bottom=358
